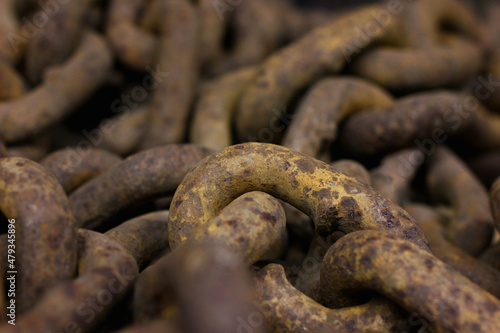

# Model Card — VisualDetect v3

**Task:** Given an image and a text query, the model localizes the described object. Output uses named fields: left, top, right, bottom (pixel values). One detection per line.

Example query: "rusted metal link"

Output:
left=106, top=0, right=158, bottom=71
left=0, top=229, right=138, bottom=333
left=0, top=61, right=26, bottom=100
left=235, top=5, right=400, bottom=141
left=351, top=35, right=482, bottom=92
left=0, top=31, right=113, bottom=143
left=0, top=157, right=77, bottom=313
left=339, top=91, right=475, bottom=156
left=351, top=0, right=484, bottom=92
left=106, top=0, right=223, bottom=72
left=69, top=145, right=212, bottom=230
left=133, top=240, right=261, bottom=333
left=0, top=0, right=24, bottom=64
left=255, top=263, right=410, bottom=333
left=41, top=148, right=122, bottom=193
left=370, top=149, right=422, bottom=205
left=401, top=0, right=485, bottom=47
left=191, top=66, right=257, bottom=151
left=139, top=0, right=199, bottom=148
left=6, top=142, right=49, bottom=162
left=192, top=191, right=287, bottom=265
left=315, top=230, right=500, bottom=333
left=98, top=105, right=150, bottom=157
left=195, top=0, right=225, bottom=68
left=282, top=77, right=393, bottom=157
left=405, top=203, right=500, bottom=298
left=24, top=0, right=96, bottom=83
left=105, top=211, right=170, bottom=269
left=209, top=0, right=307, bottom=76
left=427, top=146, right=493, bottom=256
left=168, top=142, right=429, bottom=250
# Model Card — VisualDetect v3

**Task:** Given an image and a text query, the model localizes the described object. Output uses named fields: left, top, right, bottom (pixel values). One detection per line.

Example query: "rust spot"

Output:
left=360, top=254, right=373, bottom=268
left=260, top=212, right=277, bottom=225
left=340, top=197, right=362, bottom=222
left=225, top=220, right=237, bottom=227
left=295, top=158, right=316, bottom=174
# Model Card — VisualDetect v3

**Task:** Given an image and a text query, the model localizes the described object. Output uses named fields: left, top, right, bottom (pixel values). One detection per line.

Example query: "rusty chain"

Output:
left=0, top=0, right=500, bottom=332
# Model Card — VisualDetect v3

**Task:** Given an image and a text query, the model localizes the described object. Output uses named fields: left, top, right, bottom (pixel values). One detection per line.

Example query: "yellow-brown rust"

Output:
left=168, top=143, right=429, bottom=250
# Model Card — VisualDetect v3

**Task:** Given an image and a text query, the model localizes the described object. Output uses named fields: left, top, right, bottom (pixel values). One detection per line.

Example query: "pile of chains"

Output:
left=1, top=0, right=500, bottom=332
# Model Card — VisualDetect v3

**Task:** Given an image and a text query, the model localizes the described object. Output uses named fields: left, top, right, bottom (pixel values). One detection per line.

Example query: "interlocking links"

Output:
left=0, top=31, right=113, bottom=143
left=280, top=158, right=374, bottom=241
left=106, top=0, right=158, bottom=71
left=105, top=211, right=170, bottom=269
left=235, top=5, right=400, bottom=141
left=168, top=142, right=429, bottom=250
left=370, top=149, right=421, bottom=205
left=41, top=148, right=122, bottom=193
left=70, top=145, right=212, bottom=230
left=210, top=0, right=304, bottom=76
left=292, top=233, right=337, bottom=297
left=0, top=61, right=25, bottom=100
left=24, top=0, right=96, bottom=83
left=191, top=66, right=257, bottom=151
left=351, top=0, right=483, bottom=92
left=0, top=230, right=138, bottom=333
left=139, top=0, right=199, bottom=148
left=254, top=264, right=411, bottom=333
left=339, top=91, right=475, bottom=156
left=401, top=0, right=484, bottom=47
left=133, top=240, right=262, bottom=333
left=405, top=203, right=500, bottom=299
left=282, top=77, right=393, bottom=157
left=316, top=230, right=500, bottom=333
left=351, top=36, right=482, bottom=93
left=0, top=157, right=77, bottom=313
left=427, top=147, right=493, bottom=256
left=490, top=176, right=500, bottom=234
left=192, top=191, right=287, bottom=265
